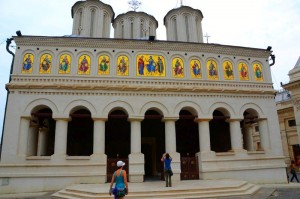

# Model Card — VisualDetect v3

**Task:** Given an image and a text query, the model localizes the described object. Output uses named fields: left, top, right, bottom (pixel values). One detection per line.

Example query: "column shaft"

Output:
left=165, top=120, right=176, bottom=153
left=259, top=119, right=270, bottom=151
left=229, top=120, right=243, bottom=150
left=18, top=117, right=30, bottom=156
left=54, top=119, right=68, bottom=156
left=198, top=120, right=211, bottom=152
left=130, top=120, right=141, bottom=153
left=93, top=119, right=106, bottom=154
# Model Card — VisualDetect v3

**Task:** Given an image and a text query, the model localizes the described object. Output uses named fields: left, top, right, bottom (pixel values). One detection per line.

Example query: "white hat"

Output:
left=117, top=160, right=125, bottom=167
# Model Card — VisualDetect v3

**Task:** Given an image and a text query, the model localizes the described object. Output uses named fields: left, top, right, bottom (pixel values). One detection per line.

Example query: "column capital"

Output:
left=226, top=118, right=243, bottom=122
left=20, top=115, right=31, bottom=120
left=92, top=117, right=108, bottom=122
left=194, top=118, right=212, bottom=122
left=53, top=117, right=71, bottom=122
left=163, top=116, right=179, bottom=122
left=128, top=116, right=144, bottom=122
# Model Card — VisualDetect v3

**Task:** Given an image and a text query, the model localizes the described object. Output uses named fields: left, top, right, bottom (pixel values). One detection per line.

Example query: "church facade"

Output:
left=0, top=0, right=287, bottom=194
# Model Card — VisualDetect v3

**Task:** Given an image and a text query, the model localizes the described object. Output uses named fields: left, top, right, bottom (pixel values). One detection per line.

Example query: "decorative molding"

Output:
left=14, top=36, right=271, bottom=58
left=7, top=76, right=275, bottom=96
left=291, top=97, right=300, bottom=110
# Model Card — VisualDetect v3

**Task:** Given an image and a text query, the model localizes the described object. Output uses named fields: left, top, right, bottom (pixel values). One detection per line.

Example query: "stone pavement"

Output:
left=1, top=174, right=300, bottom=199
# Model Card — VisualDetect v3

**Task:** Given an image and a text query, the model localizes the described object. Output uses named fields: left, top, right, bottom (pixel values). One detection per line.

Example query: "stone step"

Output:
left=52, top=180, right=261, bottom=199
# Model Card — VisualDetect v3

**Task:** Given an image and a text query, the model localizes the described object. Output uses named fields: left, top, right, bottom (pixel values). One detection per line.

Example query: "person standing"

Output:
left=161, top=153, right=172, bottom=187
left=109, top=160, right=129, bottom=198
left=290, top=160, right=300, bottom=183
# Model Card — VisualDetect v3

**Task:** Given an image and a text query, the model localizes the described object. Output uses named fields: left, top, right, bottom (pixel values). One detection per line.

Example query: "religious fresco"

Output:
left=207, top=59, right=218, bottom=80
left=59, top=54, right=71, bottom=74
left=253, top=63, right=263, bottom=81
left=190, top=59, right=201, bottom=78
left=223, top=61, right=234, bottom=80
left=172, top=58, right=184, bottom=78
left=117, top=55, right=129, bottom=76
left=238, top=62, right=249, bottom=81
left=78, top=54, right=91, bottom=75
left=22, top=53, right=34, bottom=74
left=39, top=53, right=52, bottom=74
left=98, top=55, right=110, bottom=75
left=136, top=54, right=165, bottom=77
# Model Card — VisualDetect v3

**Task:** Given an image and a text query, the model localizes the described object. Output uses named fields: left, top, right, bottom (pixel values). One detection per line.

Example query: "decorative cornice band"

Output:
left=14, top=36, right=271, bottom=58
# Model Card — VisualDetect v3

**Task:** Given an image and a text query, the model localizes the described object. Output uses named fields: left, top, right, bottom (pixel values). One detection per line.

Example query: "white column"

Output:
left=244, top=125, right=254, bottom=151
left=130, top=118, right=142, bottom=153
left=229, top=119, right=244, bottom=151
left=93, top=118, right=106, bottom=154
left=37, top=128, right=48, bottom=156
left=53, top=118, right=69, bottom=156
left=258, top=119, right=270, bottom=151
left=196, top=119, right=211, bottom=152
left=164, top=117, right=178, bottom=153
left=17, top=117, right=31, bottom=157
left=128, top=117, right=144, bottom=183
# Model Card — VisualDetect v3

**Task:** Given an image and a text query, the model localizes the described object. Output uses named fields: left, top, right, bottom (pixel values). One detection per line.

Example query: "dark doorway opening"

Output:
left=141, top=110, right=165, bottom=181
left=176, top=110, right=199, bottom=180
left=105, top=110, right=130, bottom=159
left=209, top=110, right=231, bottom=152
left=67, top=109, right=93, bottom=156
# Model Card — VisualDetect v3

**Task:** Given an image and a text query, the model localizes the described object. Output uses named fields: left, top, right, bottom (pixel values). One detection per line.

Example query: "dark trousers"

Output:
left=164, top=170, right=172, bottom=187
left=290, top=171, right=299, bottom=182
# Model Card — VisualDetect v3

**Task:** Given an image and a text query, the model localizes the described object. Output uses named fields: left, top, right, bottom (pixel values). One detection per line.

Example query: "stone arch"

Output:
left=64, top=100, right=97, bottom=118
left=140, top=101, right=169, bottom=116
left=102, top=100, right=134, bottom=117
left=208, top=102, right=235, bottom=118
left=239, top=103, right=265, bottom=118
left=23, top=98, right=58, bottom=117
left=174, top=101, right=202, bottom=117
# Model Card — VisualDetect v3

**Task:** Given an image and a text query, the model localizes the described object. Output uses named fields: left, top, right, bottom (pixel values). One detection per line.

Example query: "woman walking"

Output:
left=109, top=160, right=129, bottom=198
left=161, top=153, right=173, bottom=187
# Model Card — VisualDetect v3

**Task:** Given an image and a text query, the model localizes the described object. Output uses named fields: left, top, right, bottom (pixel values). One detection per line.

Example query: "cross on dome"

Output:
left=128, top=0, right=142, bottom=11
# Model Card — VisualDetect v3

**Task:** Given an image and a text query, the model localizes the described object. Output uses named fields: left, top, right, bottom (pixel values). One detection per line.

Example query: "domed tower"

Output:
left=113, top=11, right=158, bottom=39
left=164, top=6, right=204, bottom=43
left=71, top=0, right=115, bottom=38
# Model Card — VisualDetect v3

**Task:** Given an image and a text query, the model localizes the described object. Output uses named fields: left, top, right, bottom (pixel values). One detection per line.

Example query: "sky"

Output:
left=0, top=0, right=299, bottom=141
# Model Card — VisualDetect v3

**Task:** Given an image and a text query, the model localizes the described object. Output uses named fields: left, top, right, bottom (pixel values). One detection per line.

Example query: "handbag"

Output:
left=113, top=187, right=126, bottom=197
left=168, top=169, right=173, bottom=176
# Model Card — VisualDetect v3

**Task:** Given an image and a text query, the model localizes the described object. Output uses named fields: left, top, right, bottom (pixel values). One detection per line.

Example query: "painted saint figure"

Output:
left=41, top=55, right=51, bottom=71
left=147, top=56, right=155, bottom=74
left=99, top=56, right=109, bottom=72
left=157, top=56, right=164, bottom=75
left=138, top=55, right=145, bottom=75
left=60, top=55, right=69, bottom=72
left=240, top=63, right=247, bottom=78
left=174, top=59, right=183, bottom=75
left=79, top=56, right=89, bottom=72
left=224, top=62, right=233, bottom=78
left=255, top=64, right=262, bottom=79
left=118, top=57, right=127, bottom=74
left=23, top=54, right=33, bottom=70
left=192, top=60, right=201, bottom=76
left=209, top=61, right=217, bottom=77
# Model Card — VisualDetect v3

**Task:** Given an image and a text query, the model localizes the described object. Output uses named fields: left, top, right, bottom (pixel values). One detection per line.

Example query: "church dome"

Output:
left=164, top=6, right=204, bottom=43
left=71, top=0, right=115, bottom=38
left=113, top=11, right=158, bottom=40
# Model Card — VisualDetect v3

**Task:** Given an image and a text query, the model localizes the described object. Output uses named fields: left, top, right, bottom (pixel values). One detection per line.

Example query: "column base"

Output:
left=90, top=153, right=107, bottom=162
left=51, top=154, right=67, bottom=163
left=128, top=153, right=144, bottom=182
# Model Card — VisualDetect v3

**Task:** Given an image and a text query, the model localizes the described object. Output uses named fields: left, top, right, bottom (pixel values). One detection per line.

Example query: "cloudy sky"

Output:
left=0, top=0, right=299, bottom=140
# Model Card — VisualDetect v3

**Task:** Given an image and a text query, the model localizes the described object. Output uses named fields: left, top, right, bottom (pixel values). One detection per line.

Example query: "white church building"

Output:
left=0, top=0, right=287, bottom=194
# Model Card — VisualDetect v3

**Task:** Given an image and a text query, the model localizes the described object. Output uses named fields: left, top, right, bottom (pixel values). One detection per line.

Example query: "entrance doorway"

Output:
left=141, top=110, right=165, bottom=181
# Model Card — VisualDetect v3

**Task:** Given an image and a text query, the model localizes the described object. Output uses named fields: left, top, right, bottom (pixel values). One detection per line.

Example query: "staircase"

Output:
left=52, top=179, right=260, bottom=199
